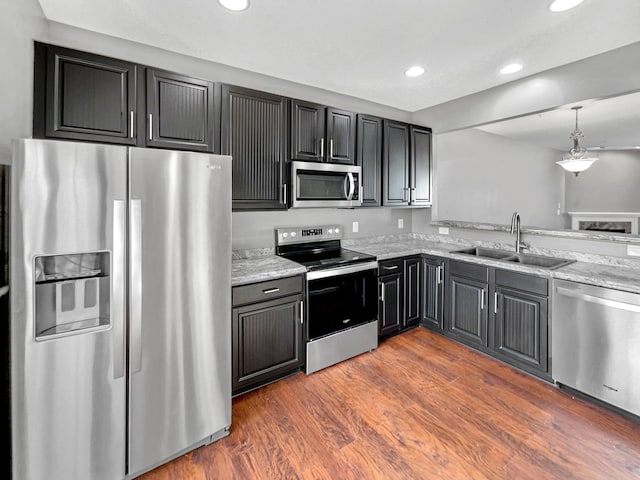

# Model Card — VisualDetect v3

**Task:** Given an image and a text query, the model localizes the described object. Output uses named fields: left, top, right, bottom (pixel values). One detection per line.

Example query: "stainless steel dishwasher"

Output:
left=552, top=279, right=640, bottom=417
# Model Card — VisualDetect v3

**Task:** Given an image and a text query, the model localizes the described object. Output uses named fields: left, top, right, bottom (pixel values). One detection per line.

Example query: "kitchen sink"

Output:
left=451, top=247, right=575, bottom=270
left=504, top=253, right=575, bottom=269
left=451, top=247, right=514, bottom=259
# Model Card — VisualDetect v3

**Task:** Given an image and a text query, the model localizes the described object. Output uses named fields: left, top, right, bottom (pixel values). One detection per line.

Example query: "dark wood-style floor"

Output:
left=139, top=328, right=640, bottom=480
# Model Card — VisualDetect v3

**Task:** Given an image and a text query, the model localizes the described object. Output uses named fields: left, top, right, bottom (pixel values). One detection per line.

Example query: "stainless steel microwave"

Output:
left=290, top=161, right=362, bottom=208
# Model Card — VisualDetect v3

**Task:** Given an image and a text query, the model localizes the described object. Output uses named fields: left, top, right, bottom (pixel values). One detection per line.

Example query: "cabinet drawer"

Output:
left=233, top=275, right=303, bottom=306
left=495, top=269, right=548, bottom=296
left=449, top=260, right=489, bottom=282
left=378, top=258, right=403, bottom=275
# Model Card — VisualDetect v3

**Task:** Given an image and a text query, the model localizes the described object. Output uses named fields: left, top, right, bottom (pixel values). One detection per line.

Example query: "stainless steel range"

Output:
left=276, top=225, right=378, bottom=374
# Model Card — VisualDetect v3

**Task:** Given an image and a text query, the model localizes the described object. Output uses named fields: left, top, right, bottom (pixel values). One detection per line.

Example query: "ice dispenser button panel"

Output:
left=34, top=252, right=111, bottom=339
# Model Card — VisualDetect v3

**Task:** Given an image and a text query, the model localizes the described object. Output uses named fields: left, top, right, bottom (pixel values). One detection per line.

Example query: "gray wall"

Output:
left=565, top=150, right=640, bottom=212
left=433, top=129, right=566, bottom=229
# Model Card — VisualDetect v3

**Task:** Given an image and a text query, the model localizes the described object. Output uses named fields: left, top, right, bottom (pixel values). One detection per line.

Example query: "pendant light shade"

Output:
left=556, top=106, right=598, bottom=176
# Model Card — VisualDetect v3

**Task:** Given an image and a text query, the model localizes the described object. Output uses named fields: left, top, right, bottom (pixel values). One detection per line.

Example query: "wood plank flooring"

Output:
left=139, top=328, right=640, bottom=479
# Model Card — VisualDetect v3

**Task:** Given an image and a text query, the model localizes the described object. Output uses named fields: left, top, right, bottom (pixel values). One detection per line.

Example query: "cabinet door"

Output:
left=448, top=275, right=489, bottom=347
left=404, top=257, right=421, bottom=327
left=421, top=257, right=444, bottom=329
left=221, top=85, right=288, bottom=211
left=326, top=108, right=356, bottom=164
left=291, top=99, right=325, bottom=162
left=146, top=68, right=215, bottom=152
left=35, top=42, right=137, bottom=145
left=410, top=126, right=432, bottom=205
left=382, top=120, right=410, bottom=206
left=232, top=294, right=303, bottom=395
left=494, top=286, right=548, bottom=373
left=356, top=114, right=382, bottom=206
left=379, top=273, right=403, bottom=336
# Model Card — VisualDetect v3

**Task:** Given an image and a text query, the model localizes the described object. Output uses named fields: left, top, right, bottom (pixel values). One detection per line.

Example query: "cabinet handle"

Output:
left=480, top=289, right=485, bottom=310
left=282, top=183, right=287, bottom=204
left=494, top=292, right=499, bottom=314
left=320, top=138, right=324, bottom=159
left=330, top=139, right=334, bottom=159
left=381, top=282, right=385, bottom=301
left=300, top=300, right=304, bottom=325
left=148, top=114, right=153, bottom=141
left=436, top=266, right=442, bottom=285
left=130, top=111, right=134, bottom=138
left=403, top=187, right=410, bottom=202
left=262, top=287, right=280, bottom=294
left=383, top=265, right=399, bottom=271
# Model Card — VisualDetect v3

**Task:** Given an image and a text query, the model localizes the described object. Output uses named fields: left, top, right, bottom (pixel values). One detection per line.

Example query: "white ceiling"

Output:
left=37, top=0, right=640, bottom=112
left=476, top=91, right=640, bottom=151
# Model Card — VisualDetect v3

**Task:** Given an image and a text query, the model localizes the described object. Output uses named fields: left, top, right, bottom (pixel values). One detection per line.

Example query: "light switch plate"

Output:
left=352, top=221, right=359, bottom=233
left=628, top=245, right=640, bottom=257
left=439, top=227, right=449, bottom=235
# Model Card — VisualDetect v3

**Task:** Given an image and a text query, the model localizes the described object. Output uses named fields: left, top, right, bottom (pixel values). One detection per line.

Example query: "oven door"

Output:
left=291, top=161, right=362, bottom=208
left=306, top=263, right=378, bottom=341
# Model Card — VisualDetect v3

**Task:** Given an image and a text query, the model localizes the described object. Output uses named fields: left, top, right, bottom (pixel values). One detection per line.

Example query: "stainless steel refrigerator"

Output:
left=7, top=139, right=232, bottom=480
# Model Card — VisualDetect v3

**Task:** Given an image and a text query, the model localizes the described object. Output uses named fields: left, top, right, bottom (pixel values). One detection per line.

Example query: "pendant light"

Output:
left=556, top=106, right=598, bottom=176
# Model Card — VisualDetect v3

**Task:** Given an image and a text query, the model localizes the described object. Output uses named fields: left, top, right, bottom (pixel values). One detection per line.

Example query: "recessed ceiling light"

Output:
left=499, top=63, right=523, bottom=75
left=405, top=66, right=425, bottom=77
left=549, top=0, right=584, bottom=12
left=219, top=0, right=249, bottom=11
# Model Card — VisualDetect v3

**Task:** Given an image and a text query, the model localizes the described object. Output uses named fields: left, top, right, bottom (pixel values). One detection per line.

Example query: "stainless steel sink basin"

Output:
left=504, top=253, right=575, bottom=270
left=451, top=247, right=513, bottom=259
left=451, top=247, right=575, bottom=270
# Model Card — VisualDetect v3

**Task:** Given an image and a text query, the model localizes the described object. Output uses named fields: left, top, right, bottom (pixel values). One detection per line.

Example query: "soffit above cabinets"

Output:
left=38, top=0, right=640, bottom=112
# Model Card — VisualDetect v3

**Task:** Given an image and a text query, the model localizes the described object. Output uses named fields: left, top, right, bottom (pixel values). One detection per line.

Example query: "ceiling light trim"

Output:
left=405, top=66, right=425, bottom=77
left=218, top=0, right=249, bottom=12
left=549, top=0, right=585, bottom=12
left=499, top=63, right=523, bottom=75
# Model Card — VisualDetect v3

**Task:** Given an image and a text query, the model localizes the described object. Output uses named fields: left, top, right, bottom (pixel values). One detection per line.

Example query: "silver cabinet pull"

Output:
left=113, top=200, right=126, bottom=379
left=148, top=114, right=153, bottom=141
left=480, top=289, right=485, bottom=310
left=130, top=111, right=135, bottom=138
left=330, top=139, right=334, bottom=159
left=300, top=300, right=304, bottom=324
left=383, top=265, right=399, bottom=271
left=494, top=291, right=499, bottom=314
left=262, top=287, right=280, bottom=294
left=320, top=138, right=324, bottom=158
left=130, top=199, right=143, bottom=373
left=381, top=282, right=385, bottom=301
left=436, top=265, right=442, bottom=285
left=282, top=183, right=287, bottom=204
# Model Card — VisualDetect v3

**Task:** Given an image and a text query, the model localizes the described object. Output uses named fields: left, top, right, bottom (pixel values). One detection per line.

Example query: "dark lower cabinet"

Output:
left=145, top=68, right=216, bottom=152
left=493, top=269, right=549, bottom=376
left=356, top=114, right=383, bottom=206
left=421, top=255, right=444, bottom=330
left=447, top=261, right=489, bottom=347
left=221, top=84, right=288, bottom=210
left=404, top=256, right=421, bottom=327
left=34, top=42, right=138, bottom=145
left=379, top=269, right=403, bottom=336
left=378, top=256, right=421, bottom=337
left=232, top=276, right=304, bottom=396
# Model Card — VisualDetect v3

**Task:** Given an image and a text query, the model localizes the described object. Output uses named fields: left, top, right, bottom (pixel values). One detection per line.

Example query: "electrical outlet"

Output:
left=352, top=221, right=359, bottom=233
left=628, top=245, right=640, bottom=257
left=398, top=218, right=404, bottom=229
left=438, top=227, right=449, bottom=235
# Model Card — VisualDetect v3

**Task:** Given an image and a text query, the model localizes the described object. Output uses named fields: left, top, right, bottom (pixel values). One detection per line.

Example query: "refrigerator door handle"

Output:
left=113, top=200, right=126, bottom=379
left=130, top=198, right=143, bottom=373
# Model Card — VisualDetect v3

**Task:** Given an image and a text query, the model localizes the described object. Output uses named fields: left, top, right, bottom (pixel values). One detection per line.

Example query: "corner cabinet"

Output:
left=382, top=120, right=432, bottom=206
left=378, top=256, right=422, bottom=337
left=232, top=276, right=304, bottom=396
left=221, top=84, right=288, bottom=211
left=34, top=42, right=138, bottom=145
left=290, top=99, right=356, bottom=164
left=144, top=68, right=216, bottom=152
left=421, top=255, right=445, bottom=330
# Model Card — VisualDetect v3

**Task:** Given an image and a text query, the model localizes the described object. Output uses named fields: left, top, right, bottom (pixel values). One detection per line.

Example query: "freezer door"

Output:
left=128, top=148, right=232, bottom=476
left=10, top=139, right=127, bottom=480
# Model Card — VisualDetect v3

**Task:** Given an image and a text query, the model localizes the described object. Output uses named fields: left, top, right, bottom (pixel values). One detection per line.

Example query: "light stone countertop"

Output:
left=232, top=235, right=640, bottom=294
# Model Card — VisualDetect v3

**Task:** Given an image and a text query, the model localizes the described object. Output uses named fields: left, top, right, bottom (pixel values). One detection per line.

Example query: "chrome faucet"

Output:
left=510, top=212, right=526, bottom=253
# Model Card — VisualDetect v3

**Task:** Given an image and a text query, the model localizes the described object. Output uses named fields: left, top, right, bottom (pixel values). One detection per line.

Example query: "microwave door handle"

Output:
left=343, top=174, right=350, bottom=199
left=347, top=172, right=355, bottom=200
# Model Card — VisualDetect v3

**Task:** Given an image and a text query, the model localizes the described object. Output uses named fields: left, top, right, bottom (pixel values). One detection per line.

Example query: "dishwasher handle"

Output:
left=556, top=286, right=640, bottom=313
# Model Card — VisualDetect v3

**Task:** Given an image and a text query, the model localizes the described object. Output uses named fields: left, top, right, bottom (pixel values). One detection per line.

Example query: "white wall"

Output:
left=565, top=150, right=640, bottom=212
left=433, top=129, right=565, bottom=229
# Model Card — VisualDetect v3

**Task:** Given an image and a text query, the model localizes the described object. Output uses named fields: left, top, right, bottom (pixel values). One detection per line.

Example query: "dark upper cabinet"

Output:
left=404, top=257, right=421, bottom=327
left=382, top=120, right=432, bottom=206
left=290, top=99, right=356, bottom=164
left=221, top=84, right=288, bottom=211
left=144, top=68, right=216, bottom=152
left=421, top=255, right=445, bottom=330
left=34, top=42, right=137, bottom=145
left=356, top=114, right=383, bottom=207
left=446, top=261, right=489, bottom=347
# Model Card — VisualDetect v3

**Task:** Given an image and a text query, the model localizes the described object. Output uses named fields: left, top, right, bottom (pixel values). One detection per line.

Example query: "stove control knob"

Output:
left=291, top=232, right=297, bottom=237
left=282, top=232, right=289, bottom=238
left=328, top=228, right=334, bottom=234
left=335, top=228, right=340, bottom=234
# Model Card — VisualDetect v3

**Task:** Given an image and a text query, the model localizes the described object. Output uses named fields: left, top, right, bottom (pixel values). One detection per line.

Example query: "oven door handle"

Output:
left=306, top=261, right=378, bottom=281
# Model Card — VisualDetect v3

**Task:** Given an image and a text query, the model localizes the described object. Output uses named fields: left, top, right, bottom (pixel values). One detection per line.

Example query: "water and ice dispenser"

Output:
left=34, top=252, right=110, bottom=339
